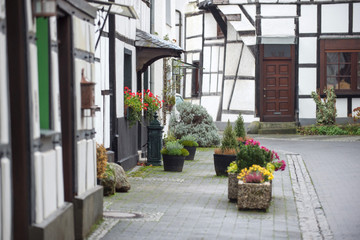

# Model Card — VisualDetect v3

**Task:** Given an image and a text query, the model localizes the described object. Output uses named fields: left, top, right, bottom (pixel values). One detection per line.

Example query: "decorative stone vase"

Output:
left=237, top=180, right=272, bottom=210
left=184, top=146, right=196, bottom=160
left=162, top=154, right=185, bottom=172
left=213, top=154, right=236, bottom=176
left=228, top=173, right=238, bottom=202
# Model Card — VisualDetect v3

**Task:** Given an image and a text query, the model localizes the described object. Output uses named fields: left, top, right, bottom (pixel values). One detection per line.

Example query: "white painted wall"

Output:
left=238, top=46, right=255, bottom=77
left=321, top=4, right=348, bottom=33
left=354, top=3, right=360, bottom=33
left=298, top=37, right=317, bottom=64
left=29, top=43, right=41, bottom=139
left=201, top=96, right=220, bottom=121
left=230, top=80, right=256, bottom=111
left=261, top=4, right=296, bottom=17
left=0, top=31, right=9, bottom=144
left=298, top=68, right=317, bottom=95
left=224, top=43, right=242, bottom=76
left=299, top=99, right=316, bottom=119
left=299, top=5, right=317, bottom=33
left=336, top=99, right=348, bottom=118
left=262, top=18, right=295, bottom=36
left=77, top=140, right=87, bottom=195
left=1, top=157, right=11, bottom=240
left=204, top=13, right=217, bottom=38
left=353, top=98, right=360, bottom=115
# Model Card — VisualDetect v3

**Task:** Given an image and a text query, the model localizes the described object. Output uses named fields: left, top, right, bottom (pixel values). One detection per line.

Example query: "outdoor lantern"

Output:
left=80, top=69, right=98, bottom=116
left=33, top=0, right=57, bottom=17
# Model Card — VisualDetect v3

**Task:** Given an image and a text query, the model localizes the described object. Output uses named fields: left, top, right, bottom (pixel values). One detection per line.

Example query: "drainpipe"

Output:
left=175, top=9, right=182, bottom=47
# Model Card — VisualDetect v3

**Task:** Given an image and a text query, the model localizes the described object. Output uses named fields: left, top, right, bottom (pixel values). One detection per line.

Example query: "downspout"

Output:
left=175, top=9, right=182, bottom=47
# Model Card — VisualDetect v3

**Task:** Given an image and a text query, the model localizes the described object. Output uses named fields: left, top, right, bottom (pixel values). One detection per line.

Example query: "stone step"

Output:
left=260, top=122, right=297, bottom=129
left=258, top=127, right=297, bottom=134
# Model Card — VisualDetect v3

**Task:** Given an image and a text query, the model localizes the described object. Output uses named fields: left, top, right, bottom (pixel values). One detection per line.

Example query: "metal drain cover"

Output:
left=103, top=211, right=143, bottom=219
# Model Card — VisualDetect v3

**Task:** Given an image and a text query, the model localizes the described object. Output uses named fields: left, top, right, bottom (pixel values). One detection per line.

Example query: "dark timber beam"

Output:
left=208, top=6, right=227, bottom=37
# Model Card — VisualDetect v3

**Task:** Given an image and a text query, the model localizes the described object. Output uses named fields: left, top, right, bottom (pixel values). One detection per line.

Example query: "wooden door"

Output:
left=261, top=59, right=294, bottom=122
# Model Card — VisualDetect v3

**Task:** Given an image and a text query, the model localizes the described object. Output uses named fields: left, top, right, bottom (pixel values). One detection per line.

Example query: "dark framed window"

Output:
left=191, top=61, right=199, bottom=97
left=320, top=39, right=360, bottom=95
left=124, top=49, right=132, bottom=89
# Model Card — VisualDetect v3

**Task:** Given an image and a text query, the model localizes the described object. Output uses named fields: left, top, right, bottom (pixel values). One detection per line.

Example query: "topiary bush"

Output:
left=234, top=113, right=246, bottom=138
left=179, top=135, right=199, bottom=147
left=169, top=102, right=220, bottom=147
left=220, top=120, right=238, bottom=152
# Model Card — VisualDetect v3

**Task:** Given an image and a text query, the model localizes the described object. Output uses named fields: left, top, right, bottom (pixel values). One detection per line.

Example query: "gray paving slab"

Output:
left=89, top=149, right=302, bottom=240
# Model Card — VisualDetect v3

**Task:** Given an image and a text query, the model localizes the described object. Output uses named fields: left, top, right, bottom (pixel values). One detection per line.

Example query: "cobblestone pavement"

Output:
left=255, top=135, right=360, bottom=240
left=89, top=148, right=303, bottom=240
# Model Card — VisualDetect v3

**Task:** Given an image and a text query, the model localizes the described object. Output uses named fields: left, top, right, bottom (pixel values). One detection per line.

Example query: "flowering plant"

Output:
left=236, top=139, right=273, bottom=170
left=143, top=89, right=163, bottom=122
left=237, top=164, right=274, bottom=183
left=124, top=87, right=144, bottom=127
left=227, top=161, right=238, bottom=173
left=267, top=160, right=286, bottom=172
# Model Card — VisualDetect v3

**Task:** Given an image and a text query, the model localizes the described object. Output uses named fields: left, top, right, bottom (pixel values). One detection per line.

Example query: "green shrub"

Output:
left=236, top=142, right=271, bottom=170
left=311, top=87, right=337, bottom=125
left=234, top=113, right=246, bottom=138
left=169, top=102, right=220, bottom=147
left=221, top=120, right=238, bottom=152
left=179, top=135, right=199, bottom=147
left=160, top=141, right=189, bottom=156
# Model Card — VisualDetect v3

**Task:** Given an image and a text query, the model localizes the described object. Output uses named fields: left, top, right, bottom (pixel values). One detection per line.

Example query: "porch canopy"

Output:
left=136, top=29, right=184, bottom=73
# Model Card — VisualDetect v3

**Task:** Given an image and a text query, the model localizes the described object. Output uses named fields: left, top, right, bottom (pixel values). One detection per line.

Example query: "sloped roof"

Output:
left=135, top=29, right=183, bottom=51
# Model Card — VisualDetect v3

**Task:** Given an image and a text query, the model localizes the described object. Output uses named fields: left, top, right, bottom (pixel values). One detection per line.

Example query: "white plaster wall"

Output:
left=0, top=32, right=9, bottom=144
left=230, top=80, right=255, bottom=111
left=210, top=74, right=218, bottom=93
left=1, top=157, right=11, bottom=240
left=42, top=150, right=58, bottom=219
left=321, top=4, right=348, bottom=33
left=298, top=37, right=317, bottom=64
left=238, top=46, right=255, bottom=77
left=115, top=40, right=124, bottom=119
left=29, top=43, right=41, bottom=139
left=243, top=5, right=256, bottom=23
left=241, top=36, right=256, bottom=46
left=299, top=5, right=317, bottom=33
left=223, top=80, right=234, bottom=109
left=77, top=140, right=87, bottom=195
left=222, top=114, right=259, bottom=123
left=211, top=46, right=219, bottom=73
left=261, top=4, right=296, bottom=17
left=299, top=98, right=316, bottom=119
left=336, top=98, right=348, bottom=118
left=204, top=13, right=217, bottom=38
left=298, top=68, right=317, bottom=95
left=224, top=43, right=242, bottom=76
left=116, top=15, right=136, bottom=41
left=185, top=72, right=192, bottom=98
left=73, top=17, right=90, bottom=51
left=202, top=74, right=210, bottom=93
left=34, top=152, right=43, bottom=223
left=262, top=19, right=295, bottom=36
left=203, top=46, right=211, bottom=72
left=86, top=139, right=96, bottom=190
left=186, top=14, right=202, bottom=37
left=201, top=96, right=220, bottom=121
left=218, top=46, right=224, bottom=72
left=186, top=37, right=202, bottom=51
left=75, top=59, right=89, bottom=131
left=218, top=5, right=241, bottom=15
left=51, top=50, right=61, bottom=133
left=94, top=38, right=109, bottom=146
left=354, top=3, right=360, bottom=33
left=55, top=146, right=64, bottom=208
left=352, top=99, right=360, bottom=117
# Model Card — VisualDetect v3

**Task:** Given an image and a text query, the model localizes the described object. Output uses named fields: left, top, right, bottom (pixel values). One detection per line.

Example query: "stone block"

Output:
left=228, top=173, right=238, bottom=201
left=237, top=181, right=271, bottom=210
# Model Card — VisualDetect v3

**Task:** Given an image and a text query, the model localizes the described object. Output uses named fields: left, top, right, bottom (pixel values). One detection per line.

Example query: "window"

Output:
left=124, top=50, right=132, bottom=89
left=320, top=39, right=360, bottom=94
left=191, top=61, right=199, bottom=97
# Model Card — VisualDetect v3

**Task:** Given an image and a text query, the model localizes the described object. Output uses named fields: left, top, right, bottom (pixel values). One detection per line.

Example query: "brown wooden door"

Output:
left=261, top=59, right=294, bottom=122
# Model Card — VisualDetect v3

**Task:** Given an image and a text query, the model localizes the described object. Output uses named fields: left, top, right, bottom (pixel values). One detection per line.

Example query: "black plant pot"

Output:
left=162, top=154, right=185, bottom=172
left=213, top=154, right=237, bottom=176
left=184, top=146, right=197, bottom=160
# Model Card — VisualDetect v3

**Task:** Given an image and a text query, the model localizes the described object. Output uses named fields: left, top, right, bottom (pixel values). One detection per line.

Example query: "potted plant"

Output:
left=124, top=87, right=144, bottom=127
left=237, top=164, right=274, bottom=210
left=213, top=120, right=238, bottom=176
left=143, top=89, right=163, bottom=123
left=236, top=139, right=273, bottom=171
left=227, top=161, right=239, bottom=202
left=179, top=135, right=199, bottom=160
left=160, top=140, right=189, bottom=172
left=234, top=113, right=253, bottom=145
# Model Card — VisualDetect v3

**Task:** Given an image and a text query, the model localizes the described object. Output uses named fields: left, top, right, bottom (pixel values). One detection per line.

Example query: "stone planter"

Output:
left=213, top=154, right=236, bottom=176
left=162, top=154, right=185, bottom=172
left=184, top=146, right=196, bottom=160
left=228, top=172, right=238, bottom=202
left=237, top=180, right=271, bottom=210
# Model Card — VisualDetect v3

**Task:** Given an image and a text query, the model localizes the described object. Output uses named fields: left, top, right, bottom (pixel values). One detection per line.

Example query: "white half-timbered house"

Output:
left=2, top=0, right=102, bottom=239
left=184, top=0, right=360, bottom=125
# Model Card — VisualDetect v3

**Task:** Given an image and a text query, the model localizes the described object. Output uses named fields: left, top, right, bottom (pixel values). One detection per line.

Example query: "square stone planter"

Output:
left=228, top=173, right=238, bottom=202
left=237, top=180, right=271, bottom=210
